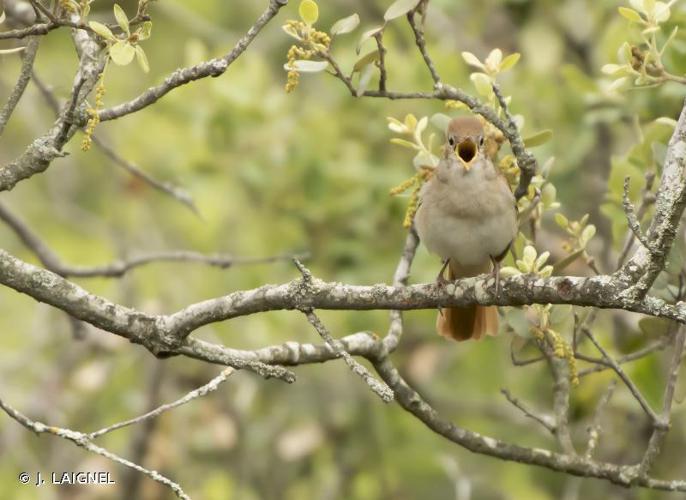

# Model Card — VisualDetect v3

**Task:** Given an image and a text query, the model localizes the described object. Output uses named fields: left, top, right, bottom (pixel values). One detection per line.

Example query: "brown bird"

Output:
left=415, top=116, right=517, bottom=341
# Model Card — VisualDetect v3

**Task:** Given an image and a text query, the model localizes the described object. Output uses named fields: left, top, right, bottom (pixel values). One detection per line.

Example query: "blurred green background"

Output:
left=1, top=0, right=686, bottom=498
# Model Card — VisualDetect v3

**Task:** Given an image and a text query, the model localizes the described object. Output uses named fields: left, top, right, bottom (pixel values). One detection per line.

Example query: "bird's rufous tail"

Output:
left=436, top=261, right=498, bottom=341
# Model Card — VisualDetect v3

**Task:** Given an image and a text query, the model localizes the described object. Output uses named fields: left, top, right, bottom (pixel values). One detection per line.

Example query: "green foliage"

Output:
left=88, top=4, right=152, bottom=73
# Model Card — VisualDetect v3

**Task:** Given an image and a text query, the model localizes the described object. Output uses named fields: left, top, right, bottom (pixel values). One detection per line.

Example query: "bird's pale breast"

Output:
left=415, top=157, right=516, bottom=268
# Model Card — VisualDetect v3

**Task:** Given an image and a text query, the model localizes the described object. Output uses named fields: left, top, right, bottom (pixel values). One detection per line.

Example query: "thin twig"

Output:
left=0, top=200, right=306, bottom=277
left=28, top=0, right=58, bottom=23
left=371, top=357, right=686, bottom=491
left=89, top=368, right=234, bottom=439
left=617, top=171, right=656, bottom=268
left=583, top=328, right=661, bottom=424
left=320, top=51, right=356, bottom=94
left=492, top=83, right=537, bottom=200
left=383, top=228, right=419, bottom=352
left=98, top=0, right=288, bottom=122
left=302, top=308, right=393, bottom=403
left=373, top=32, right=387, bottom=92
left=407, top=6, right=441, bottom=85
left=0, top=396, right=190, bottom=499
left=584, top=380, right=617, bottom=460
left=639, top=326, right=686, bottom=475
left=31, top=72, right=199, bottom=214
left=90, top=136, right=199, bottom=214
left=510, top=338, right=546, bottom=366
left=622, top=177, right=653, bottom=253
left=501, top=388, right=556, bottom=434
left=0, top=37, right=40, bottom=136
left=538, top=335, right=576, bottom=454
left=577, top=338, right=669, bottom=377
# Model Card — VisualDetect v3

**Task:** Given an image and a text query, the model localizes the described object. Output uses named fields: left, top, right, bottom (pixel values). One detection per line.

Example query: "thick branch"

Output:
left=4, top=248, right=686, bottom=361
left=622, top=101, right=686, bottom=296
left=0, top=16, right=103, bottom=191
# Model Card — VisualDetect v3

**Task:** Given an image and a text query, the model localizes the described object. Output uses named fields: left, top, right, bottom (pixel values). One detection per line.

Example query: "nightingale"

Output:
left=415, top=116, right=517, bottom=341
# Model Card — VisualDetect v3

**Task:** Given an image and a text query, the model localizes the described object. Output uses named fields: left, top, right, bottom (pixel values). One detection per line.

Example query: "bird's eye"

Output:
left=448, top=137, right=455, bottom=146
left=479, top=136, right=484, bottom=146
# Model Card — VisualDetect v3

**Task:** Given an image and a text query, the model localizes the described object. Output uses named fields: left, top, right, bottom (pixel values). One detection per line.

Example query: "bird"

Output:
left=414, top=116, right=517, bottom=341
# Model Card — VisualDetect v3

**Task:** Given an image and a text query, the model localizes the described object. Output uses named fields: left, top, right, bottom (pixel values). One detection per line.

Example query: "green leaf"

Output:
left=618, top=42, right=633, bottom=64
left=282, top=23, right=301, bottom=40
left=608, top=76, right=628, bottom=92
left=331, top=13, right=359, bottom=35
left=541, top=183, right=557, bottom=206
left=356, top=63, right=375, bottom=97
left=580, top=224, right=596, bottom=245
left=655, top=117, right=678, bottom=128
left=601, top=63, right=625, bottom=75
left=110, top=40, right=136, bottom=65
left=389, top=138, right=418, bottom=149
left=630, top=0, right=645, bottom=13
left=383, top=0, right=421, bottom=21
left=0, top=46, right=25, bottom=54
left=413, top=150, right=438, bottom=169
left=387, top=117, right=407, bottom=134
left=299, top=0, right=319, bottom=25
left=523, top=129, right=553, bottom=148
left=654, top=1, right=671, bottom=23
left=618, top=6, right=643, bottom=22
left=470, top=72, right=493, bottom=97
left=89, top=21, right=116, bottom=41
left=357, top=26, right=383, bottom=54
left=499, top=52, right=520, bottom=72
left=135, top=45, right=149, bottom=73
left=461, top=51, right=484, bottom=70
left=353, top=50, right=380, bottom=72
left=283, top=59, right=329, bottom=72
left=535, top=251, right=550, bottom=270
left=137, top=21, right=152, bottom=40
left=553, top=248, right=584, bottom=273
left=414, top=116, right=428, bottom=142
left=430, top=113, right=452, bottom=133
left=484, top=48, right=503, bottom=71
left=113, top=4, right=130, bottom=34
left=554, top=213, right=569, bottom=229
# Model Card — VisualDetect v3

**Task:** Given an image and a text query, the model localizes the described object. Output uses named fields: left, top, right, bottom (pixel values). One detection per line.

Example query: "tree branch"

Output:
left=639, top=326, right=686, bottom=476
left=371, top=357, right=685, bottom=491
left=0, top=14, right=104, bottom=192
left=0, top=36, right=39, bottom=135
left=621, top=101, right=686, bottom=297
left=98, top=0, right=287, bottom=122
left=88, top=367, right=235, bottom=439
left=302, top=308, right=393, bottom=402
left=0, top=201, right=304, bottom=278
left=501, top=388, right=556, bottom=434
left=0, top=395, right=190, bottom=499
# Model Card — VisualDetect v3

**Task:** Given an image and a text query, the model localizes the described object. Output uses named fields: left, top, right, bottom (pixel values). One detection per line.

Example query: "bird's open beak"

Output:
left=455, top=138, right=477, bottom=170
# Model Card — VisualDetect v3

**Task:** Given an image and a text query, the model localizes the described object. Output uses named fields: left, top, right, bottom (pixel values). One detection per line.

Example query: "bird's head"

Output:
left=446, top=116, right=484, bottom=171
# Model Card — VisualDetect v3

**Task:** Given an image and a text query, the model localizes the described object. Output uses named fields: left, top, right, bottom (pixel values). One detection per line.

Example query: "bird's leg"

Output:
left=435, top=258, right=451, bottom=318
left=436, top=258, right=451, bottom=286
left=490, top=255, right=501, bottom=298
